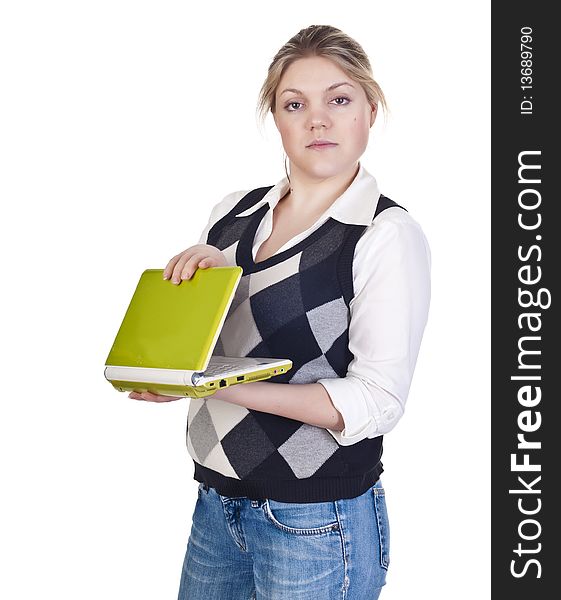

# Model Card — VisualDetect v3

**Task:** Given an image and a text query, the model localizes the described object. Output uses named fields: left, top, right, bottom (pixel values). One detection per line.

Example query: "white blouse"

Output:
left=197, top=162, right=432, bottom=447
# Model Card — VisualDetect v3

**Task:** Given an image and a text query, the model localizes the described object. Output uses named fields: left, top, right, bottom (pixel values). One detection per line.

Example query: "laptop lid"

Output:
left=105, top=266, right=242, bottom=372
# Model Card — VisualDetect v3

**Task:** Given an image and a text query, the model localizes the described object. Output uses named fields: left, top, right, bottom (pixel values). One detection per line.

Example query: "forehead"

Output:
left=277, top=56, right=353, bottom=93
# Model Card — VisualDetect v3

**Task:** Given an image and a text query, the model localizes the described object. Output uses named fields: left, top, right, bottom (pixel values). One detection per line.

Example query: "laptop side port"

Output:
left=219, top=379, right=227, bottom=388
left=236, top=376, right=244, bottom=381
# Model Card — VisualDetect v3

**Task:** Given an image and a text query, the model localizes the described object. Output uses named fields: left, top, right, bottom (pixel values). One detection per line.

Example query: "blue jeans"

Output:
left=177, top=479, right=390, bottom=599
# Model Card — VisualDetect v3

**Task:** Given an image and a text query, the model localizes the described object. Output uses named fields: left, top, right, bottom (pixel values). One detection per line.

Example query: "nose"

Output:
left=305, top=104, right=331, bottom=130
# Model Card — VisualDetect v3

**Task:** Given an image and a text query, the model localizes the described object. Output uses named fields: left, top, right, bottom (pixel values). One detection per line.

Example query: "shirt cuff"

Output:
left=317, top=377, right=378, bottom=446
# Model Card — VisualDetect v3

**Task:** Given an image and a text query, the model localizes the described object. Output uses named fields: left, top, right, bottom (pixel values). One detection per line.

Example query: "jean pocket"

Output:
left=263, top=498, right=340, bottom=536
left=372, top=484, right=390, bottom=570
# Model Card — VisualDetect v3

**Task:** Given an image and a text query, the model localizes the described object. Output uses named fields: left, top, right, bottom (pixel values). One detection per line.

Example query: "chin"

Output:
left=305, top=161, right=351, bottom=180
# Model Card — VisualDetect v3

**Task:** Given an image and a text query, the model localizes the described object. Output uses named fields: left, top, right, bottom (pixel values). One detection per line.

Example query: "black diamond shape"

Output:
left=221, top=413, right=277, bottom=479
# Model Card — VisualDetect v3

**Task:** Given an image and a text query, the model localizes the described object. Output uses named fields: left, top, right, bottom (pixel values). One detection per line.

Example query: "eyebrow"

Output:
left=279, top=82, right=355, bottom=96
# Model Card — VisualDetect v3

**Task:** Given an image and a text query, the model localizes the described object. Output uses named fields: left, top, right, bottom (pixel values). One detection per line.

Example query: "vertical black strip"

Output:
left=338, top=197, right=406, bottom=308
left=492, top=3, right=558, bottom=598
left=206, top=186, right=273, bottom=246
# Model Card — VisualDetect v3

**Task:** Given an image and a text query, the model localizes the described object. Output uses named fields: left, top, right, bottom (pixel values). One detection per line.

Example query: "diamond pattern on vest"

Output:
left=185, top=188, right=401, bottom=491
left=187, top=394, right=340, bottom=480
left=186, top=223, right=354, bottom=479
left=306, top=296, right=349, bottom=354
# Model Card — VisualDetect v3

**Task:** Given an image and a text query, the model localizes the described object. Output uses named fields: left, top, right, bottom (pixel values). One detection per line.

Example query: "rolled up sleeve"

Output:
left=318, top=210, right=431, bottom=446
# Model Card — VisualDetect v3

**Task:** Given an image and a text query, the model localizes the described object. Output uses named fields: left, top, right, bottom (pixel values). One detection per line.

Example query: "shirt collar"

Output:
left=234, top=161, right=381, bottom=226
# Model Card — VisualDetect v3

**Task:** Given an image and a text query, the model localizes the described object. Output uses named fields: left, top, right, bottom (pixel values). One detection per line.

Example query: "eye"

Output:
left=284, top=101, right=303, bottom=112
left=332, top=96, right=351, bottom=106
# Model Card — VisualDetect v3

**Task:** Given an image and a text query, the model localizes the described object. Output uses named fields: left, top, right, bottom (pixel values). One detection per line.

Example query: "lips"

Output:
left=307, top=139, right=338, bottom=148
left=306, top=142, right=337, bottom=150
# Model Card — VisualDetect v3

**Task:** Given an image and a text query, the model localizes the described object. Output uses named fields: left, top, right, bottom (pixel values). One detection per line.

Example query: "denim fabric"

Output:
left=177, top=479, right=390, bottom=599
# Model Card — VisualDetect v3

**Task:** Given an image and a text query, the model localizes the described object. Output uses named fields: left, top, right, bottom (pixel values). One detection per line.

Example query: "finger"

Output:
left=179, top=254, right=206, bottom=281
left=170, top=252, right=203, bottom=284
left=168, top=254, right=193, bottom=284
left=168, top=246, right=209, bottom=283
left=163, top=252, right=186, bottom=280
left=141, top=391, right=163, bottom=401
left=129, top=391, right=181, bottom=402
left=199, top=255, right=220, bottom=269
left=128, top=391, right=158, bottom=401
left=150, top=395, right=182, bottom=402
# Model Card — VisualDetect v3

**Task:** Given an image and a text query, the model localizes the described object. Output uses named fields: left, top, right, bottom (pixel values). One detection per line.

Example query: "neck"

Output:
left=283, top=162, right=360, bottom=216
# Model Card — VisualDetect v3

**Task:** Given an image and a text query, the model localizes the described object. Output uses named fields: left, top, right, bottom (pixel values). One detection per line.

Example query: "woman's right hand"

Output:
left=163, top=244, right=228, bottom=284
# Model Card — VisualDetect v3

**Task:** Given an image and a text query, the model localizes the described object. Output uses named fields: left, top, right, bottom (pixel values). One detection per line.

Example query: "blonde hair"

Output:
left=256, top=25, right=388, bottom=129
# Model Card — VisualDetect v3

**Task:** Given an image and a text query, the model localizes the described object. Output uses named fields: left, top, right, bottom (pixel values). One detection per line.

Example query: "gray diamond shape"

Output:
left=289, top=354, right=338, bottom=384
left=306, top=297, right=348, bottom=354
left=229, top=273, right=250, bottom=315
left=188, top=403, right=219, bottom=462
left=213, top=335, right=225, bottom=355
left=278, top=424, right=339, bottom=478
left=220, top=296, right=264, bottom=357
left=299, top=225, right=346, bottom=271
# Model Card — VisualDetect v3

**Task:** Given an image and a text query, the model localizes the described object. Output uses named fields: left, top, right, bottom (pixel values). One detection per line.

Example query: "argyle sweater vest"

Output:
left=186, top=186, right=406, bottom=502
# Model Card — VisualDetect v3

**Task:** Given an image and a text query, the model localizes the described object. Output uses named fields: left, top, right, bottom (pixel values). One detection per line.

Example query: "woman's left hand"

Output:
left=129, top=391, right=183, bottom=402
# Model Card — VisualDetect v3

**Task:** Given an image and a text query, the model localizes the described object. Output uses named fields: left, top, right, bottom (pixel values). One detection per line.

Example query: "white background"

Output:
left=0, top=1, right=490, bottom=598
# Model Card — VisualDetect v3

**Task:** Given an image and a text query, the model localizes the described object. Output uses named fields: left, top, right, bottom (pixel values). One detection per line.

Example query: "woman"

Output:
left=130, top=25, right=431, bottom=599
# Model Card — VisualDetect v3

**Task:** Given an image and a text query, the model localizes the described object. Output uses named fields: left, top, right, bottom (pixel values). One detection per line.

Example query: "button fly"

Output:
left=221, top=499, right=248, bottom=552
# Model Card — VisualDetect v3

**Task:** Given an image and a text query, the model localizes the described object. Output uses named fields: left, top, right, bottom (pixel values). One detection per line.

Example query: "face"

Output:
left=273, top=55, right=376, bottom=182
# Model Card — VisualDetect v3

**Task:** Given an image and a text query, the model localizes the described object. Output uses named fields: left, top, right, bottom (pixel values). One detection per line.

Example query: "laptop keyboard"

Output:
left=204, top=356, right=263, bottom=377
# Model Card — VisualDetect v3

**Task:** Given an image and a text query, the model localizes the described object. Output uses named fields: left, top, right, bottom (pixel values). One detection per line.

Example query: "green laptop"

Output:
left=104, top=267, right=292, bottom=398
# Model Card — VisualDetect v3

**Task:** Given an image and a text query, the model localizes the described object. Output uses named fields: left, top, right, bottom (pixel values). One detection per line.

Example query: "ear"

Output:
left=370, top=104, right=377, bottom=128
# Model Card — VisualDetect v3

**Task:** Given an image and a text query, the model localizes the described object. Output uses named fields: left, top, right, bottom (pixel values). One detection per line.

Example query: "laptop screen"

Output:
left=105, top=267, right=242, bottom=371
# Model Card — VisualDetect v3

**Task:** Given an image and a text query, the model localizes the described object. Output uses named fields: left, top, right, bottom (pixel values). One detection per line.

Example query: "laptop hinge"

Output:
left=191, top=372, right=205, bottom=385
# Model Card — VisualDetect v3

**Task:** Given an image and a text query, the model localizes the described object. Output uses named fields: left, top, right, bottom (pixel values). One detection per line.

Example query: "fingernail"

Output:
left=163, top=274, right=168, bottom=280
